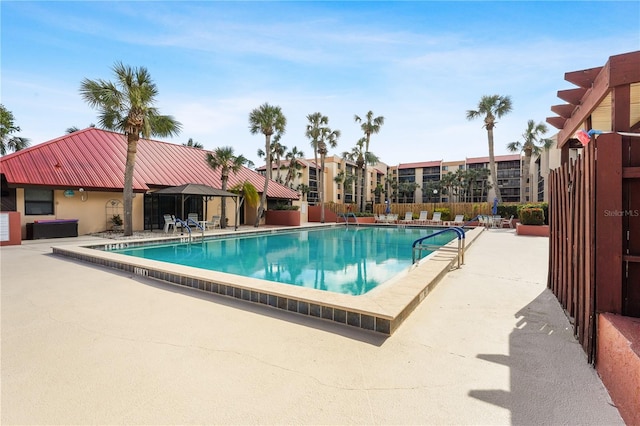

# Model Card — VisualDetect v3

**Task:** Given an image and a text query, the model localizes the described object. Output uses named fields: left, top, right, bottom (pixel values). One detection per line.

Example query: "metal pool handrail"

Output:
left=412, top=226, right=466, bottom=268
left=175, top=218, right=205, bottom=241
left=339, top=212, right=358, bottom=227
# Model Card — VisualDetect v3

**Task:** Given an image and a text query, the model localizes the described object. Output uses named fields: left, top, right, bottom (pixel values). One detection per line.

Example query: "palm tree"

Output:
left=317, top=124, right=341, bottom=223
left=249, top=103, right=287, bottom=227
left=342, top=138, right=379, bottom=211
left=206, top=146, right=250, bottom=228
left=80, top=62, right=181, bottom=236
left=257, top=133, right=286, bottom=183
left=66, top=124, right=96, bottom=134
left=305, top=112, right=328, bottom=204
left=354, top=111, right=384, bottom=208
left=507, top=119, right=554, bottom=202
left=183, top=138, right=203, bottom=149
left=440, top=172, right=457, bottom=203
left=284, top=146, right=305, bottom=188
left=466, top=95, right=512, bottom=202
left=297, top=183, right=310, bottom=201
left=1, top=105, right=30, bottom=155
left=229, top=180, right=260, bottom=228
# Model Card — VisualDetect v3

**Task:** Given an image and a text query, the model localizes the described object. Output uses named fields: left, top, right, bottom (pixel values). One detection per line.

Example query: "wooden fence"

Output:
left=327, top=201, right=509, bottom=219
left=548, top=133, right=640, bottom=363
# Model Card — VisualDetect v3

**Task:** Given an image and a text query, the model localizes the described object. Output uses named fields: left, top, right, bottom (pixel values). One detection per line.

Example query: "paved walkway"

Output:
left=1, top=228, right=623, bottom=425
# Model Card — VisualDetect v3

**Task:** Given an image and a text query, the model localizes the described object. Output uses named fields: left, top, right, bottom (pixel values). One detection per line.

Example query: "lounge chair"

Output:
left=399, top=212, right=414, bottom=224
left=374, top=214, right=385, bottom=223
left=500, top=215, right=514, bottom=228
left=163, top=214, right=179, bottom=233
left=205, top=215, right=221, bottom=230
left=452, top=214, right=464, bottom=226
left=429, top=212, right=442, bottom=225
left=415, top=211, right=429, bottom=225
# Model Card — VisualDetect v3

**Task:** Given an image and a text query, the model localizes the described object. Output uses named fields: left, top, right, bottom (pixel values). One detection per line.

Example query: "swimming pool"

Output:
left=53, top=224, right=483, bottom=335
left=108, top=227, right=455, bottom=296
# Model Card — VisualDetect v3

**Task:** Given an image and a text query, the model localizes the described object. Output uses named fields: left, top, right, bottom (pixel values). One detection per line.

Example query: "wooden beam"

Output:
left=546, top=116, right=567, bottom=130
left=557, top=88, right=587, bottom=105
left=595, top=133, right=622, bottom=314
left=551, top=104, right=576, bottom=119
left=623, top=167, right=640, bottom=179
left=612, top=84, right=631, bottom=132
left=565, top=67, right=603, bottom=88
left=558, top=62, right=611, bottom=148
left=609, top=51, right=640, bottom=87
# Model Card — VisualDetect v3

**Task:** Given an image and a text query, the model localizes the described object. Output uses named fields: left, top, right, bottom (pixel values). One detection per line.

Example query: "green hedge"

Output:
left=497, top=204, right=519, bottom=219
left=435, top=207, right=451, bottom=221
left=517, top=202, right=548, bottom=224
left=273, top=203, right=300, bottom=211
left=519, top=208, right=545, bottom=225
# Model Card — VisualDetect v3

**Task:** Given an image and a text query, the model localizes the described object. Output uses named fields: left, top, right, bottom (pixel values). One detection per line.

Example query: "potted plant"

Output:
left=265, top=203, right=301, bottom=226
left=111, top=214, right=123, bottom=231
left=516, top=207, right=549, bottom=236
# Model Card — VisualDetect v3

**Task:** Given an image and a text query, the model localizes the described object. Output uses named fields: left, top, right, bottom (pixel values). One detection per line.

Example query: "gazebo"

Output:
left=152, top=183, right=242, bottom=230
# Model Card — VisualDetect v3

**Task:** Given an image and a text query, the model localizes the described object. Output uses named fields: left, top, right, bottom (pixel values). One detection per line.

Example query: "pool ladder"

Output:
left=412, top=226, right=466, bottom=268
left=174, top=218, right=205, bottom=241
left=338, top=212, right=358, bottom=227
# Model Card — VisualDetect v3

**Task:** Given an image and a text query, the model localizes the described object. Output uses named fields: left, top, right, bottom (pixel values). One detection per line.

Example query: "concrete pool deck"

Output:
left=1, top=227, right=623, bottom=425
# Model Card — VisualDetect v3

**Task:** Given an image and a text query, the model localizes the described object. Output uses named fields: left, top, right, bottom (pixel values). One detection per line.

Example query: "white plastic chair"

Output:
left=429, top=212, right=442, bottom=225
left=416, top=211, right=429, bottom=225
left=399, top=212, right=414, bottom=223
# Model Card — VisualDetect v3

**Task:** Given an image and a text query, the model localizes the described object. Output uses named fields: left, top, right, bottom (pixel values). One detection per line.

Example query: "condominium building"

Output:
left=259, top=152, right=528, bottom=206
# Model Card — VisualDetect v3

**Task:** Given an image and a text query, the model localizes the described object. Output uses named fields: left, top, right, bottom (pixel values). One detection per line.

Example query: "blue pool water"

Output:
left=109, top=226, right=455, bottom=295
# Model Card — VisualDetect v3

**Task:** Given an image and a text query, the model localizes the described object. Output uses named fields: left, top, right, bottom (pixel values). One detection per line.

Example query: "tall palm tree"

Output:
left=206, top=146, right=250, bottom=228
left=284, top=146, right=305, bottom=188
left=317, top=125, right=341, bottom=223
left=466, top=95, right=512, bottom=203
left=80, top=62, right=181, bottom=236
left=507, top=119, right=554, bottom=202
left=305, top=112, right=328, bottom=204
left=342, top=138, right=379, bottom=211
left=183, top=138, right=204, bottom=149
left=0, top=105, right=30, bottom=155
left=354, top=111, right=384, bottom=209
left=249, top=103, right=287, bottom=227
left=257, top=133, right=286, bottom=183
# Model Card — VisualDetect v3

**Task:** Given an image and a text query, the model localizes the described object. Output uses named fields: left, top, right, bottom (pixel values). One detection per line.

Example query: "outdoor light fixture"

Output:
left=433, top=189, right=438, bottom=212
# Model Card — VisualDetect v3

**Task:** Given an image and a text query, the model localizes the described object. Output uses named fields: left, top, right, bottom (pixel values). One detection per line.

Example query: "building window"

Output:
left=25, top=188, right=54, bottom=215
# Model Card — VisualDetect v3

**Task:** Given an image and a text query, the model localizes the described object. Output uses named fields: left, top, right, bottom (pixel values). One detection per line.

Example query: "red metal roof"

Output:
left=0, top=128, right=299, bottom=199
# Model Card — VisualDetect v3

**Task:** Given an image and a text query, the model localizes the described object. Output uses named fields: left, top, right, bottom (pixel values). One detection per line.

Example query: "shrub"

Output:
left=273, top=203, right=299, bottom=211
left=354, top=212, right=374, bottom=217
left=519, top=208, right=545, bottom=225
left=111, top=214, right=123, bottom=226
left=517, top=202, right=548, bottom=224
left=497, top=204, right=519, bottom=219
left=434, top=207, right=451, bottom=221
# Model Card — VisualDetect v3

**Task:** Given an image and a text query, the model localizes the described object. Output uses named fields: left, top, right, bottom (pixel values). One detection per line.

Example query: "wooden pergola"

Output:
left=545, top=51, right=640, bottom=363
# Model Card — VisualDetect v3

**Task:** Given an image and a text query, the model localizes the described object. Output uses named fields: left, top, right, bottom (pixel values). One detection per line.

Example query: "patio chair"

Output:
left=374, top=214, right=385, bottom=223
left=187, top=213, right=199, bottom=223
left=399, top=212, right=414, bottom=224
left=500, top=215, right=514, bottom=228
left=429, top=211, right=442, bottom=225
left=415, top=211, right=429, bottom=225
left=163, top=214, right=178, bottom=233
left=452, top=214, right=464, bottom=226
left=205, top=215, right=221, bottom=230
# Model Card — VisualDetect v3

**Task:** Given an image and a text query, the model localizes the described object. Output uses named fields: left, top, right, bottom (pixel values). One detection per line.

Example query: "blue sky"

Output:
left=2, top=1, right=639, bottom=167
